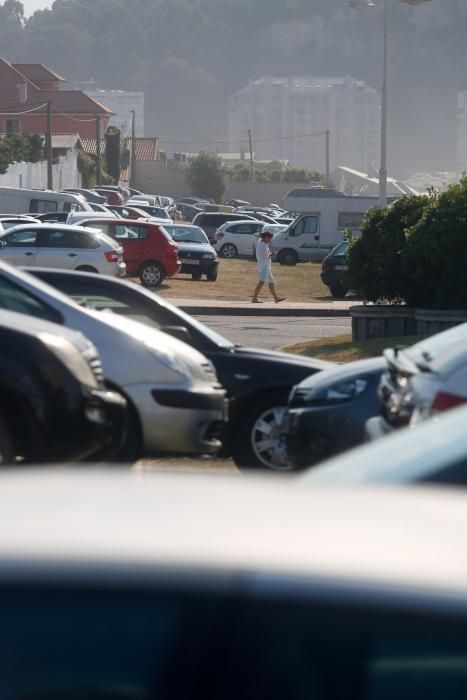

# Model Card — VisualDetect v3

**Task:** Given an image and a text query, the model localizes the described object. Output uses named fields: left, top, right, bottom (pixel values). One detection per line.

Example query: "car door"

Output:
left=290, top=215, right=320, bottom=260
left=103, top=222, right=148, bottom=276
left=35, top=228, right=88, bottom=269
left=0, top=229, right=38, bottom=265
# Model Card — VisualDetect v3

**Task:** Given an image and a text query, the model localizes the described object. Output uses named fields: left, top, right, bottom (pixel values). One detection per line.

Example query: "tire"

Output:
left=233, top=392, right=294, bottom=472
left=111, top=404, right=142, bottom=463
left=139, top=261, right=165, bottom=287
left=206, top=272, right=218, bottom=282
left=192, top=272, right=202, bottom=281
left=329, top=285, right=348, bottom=297
left=277, top=249, right=298, bottom=266
left=75, top=265, right=98, bottom=273
left=0, top=417, right=14, bottom=466
left=220, top=243, right=238, bottom=259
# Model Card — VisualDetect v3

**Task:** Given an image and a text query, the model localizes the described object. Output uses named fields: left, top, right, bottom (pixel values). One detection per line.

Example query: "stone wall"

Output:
left=0, top=149, right=81, bottom=190
left=351, top=305, right=467, bottom=341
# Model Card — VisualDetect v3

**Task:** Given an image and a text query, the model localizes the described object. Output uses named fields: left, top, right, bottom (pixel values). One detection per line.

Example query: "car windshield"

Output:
left=330, top=241, right=349, bottom=256
left=164, top=226, right=208, bottom=244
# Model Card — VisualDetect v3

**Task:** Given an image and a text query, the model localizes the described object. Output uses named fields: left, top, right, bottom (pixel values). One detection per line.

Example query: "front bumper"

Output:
left=127, top=383, right=228, bottom=456
left=82, top=388, right=128, bottom=460
left=179, top=259, right=219, bottom=275
left=365, top=415, right=393, bottom=441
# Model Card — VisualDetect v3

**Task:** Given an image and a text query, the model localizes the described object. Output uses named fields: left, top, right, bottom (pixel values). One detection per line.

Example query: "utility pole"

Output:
left=95, top=114, right=101, bottom=186
left=325, top=129, right=330, bottom=185
left=130, top=110, right=136, bottom=189
left=46, top=101, right=53, bottom=190
left=248, top=129, right=254, bottom=181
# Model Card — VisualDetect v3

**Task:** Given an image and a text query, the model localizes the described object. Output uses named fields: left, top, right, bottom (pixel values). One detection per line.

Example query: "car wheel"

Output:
left=206, top=272, right=218, bottom=282
left=220, top=243, right=238, bottom=259
left=0, top=417, right=14, bottom=466
left=139, top=261, right=165, bottom=287
left=111, top=404, right=142, bottom=463
left=233, top=392, right=293, bottom=472
left=192, top=272, right=202, bottom=281
left=329, top=285, right=348, bottom=297
left=75, top=265, right=98, bottom=273
left=277, top=249, right=298, bottom=266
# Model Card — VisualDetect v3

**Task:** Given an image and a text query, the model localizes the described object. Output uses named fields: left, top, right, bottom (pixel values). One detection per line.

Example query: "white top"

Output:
left=256, top=239, right=271, bottom=264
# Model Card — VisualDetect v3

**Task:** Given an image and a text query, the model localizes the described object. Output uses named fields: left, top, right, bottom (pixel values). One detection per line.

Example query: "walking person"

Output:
left=252, top=230, right=285, bottom=303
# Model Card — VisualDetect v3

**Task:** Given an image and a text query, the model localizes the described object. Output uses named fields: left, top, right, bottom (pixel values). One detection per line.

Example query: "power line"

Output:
left=159, top=130, right=329, bottom=146
left=0, top=102, right=48, bottom=116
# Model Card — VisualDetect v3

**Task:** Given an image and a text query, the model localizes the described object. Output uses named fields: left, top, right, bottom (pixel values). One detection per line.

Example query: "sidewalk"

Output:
left=167, top=297, right=353, bottom=317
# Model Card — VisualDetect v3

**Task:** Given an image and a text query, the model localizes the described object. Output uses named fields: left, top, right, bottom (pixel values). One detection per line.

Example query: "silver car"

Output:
left=0, top=223, right=126, bottom=277
left=0, top=261, right=226, bottom=460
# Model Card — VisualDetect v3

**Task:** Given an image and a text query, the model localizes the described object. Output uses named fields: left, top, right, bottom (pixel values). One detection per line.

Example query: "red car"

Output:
left=75, top=218, right=180, bottom=286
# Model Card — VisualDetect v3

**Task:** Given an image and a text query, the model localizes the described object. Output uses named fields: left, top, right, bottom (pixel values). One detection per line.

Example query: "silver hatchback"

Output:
left=0, top=223, right=126, bottom=277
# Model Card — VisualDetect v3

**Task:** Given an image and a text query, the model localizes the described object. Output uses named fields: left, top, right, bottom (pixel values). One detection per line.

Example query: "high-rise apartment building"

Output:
left=81, top=86, right=145, bottom=137
left=457, top=92, right=467, bottom=174
left=228, top=76, right=380, bottom=173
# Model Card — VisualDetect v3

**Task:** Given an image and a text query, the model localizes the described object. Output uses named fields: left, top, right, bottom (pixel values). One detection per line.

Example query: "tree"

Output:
left=185, top=152, right=226, bottom=202
left=104, top=127, right=121, bottom=184
left=0, top=134, right=44, bottom=174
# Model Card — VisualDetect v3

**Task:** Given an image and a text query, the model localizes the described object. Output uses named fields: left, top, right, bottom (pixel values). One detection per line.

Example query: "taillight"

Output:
left=215, top=230, right=224, bottom=240
left=432, top=391, right=467, bottom=412
left=105, top=251, right=119, bottom=262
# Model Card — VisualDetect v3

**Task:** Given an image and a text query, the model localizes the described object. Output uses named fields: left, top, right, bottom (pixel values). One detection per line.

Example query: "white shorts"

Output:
left=258, top=263, right=274, bottom=283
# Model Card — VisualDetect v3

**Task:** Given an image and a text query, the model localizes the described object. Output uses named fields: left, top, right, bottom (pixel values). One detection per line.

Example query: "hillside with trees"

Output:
left=0, top=0, right=465, bottom=174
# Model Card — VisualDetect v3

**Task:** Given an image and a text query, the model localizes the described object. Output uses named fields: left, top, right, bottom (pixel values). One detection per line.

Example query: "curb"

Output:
left=176, top=304, right=351, bottom=317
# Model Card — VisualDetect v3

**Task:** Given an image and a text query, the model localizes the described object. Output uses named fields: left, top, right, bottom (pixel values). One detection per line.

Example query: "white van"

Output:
left=271, top=187, right=382, bottom=264
left=0, top=187, right=92, bottom=216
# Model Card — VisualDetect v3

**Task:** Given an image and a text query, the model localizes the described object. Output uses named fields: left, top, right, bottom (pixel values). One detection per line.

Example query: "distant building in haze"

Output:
left=228, top=75, right=380, bottom=174
left=457, top=91, right=467, bottom=174
left=79, top=83, right=144, bottom=137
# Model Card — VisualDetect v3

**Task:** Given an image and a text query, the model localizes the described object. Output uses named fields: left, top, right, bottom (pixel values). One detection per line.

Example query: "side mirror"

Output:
left=161, top=325, right=192, bottom=343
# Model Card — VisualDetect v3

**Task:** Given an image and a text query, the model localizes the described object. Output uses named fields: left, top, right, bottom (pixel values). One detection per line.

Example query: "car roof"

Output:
left=221, top=219, right=262, bottom=227
left=301, top=403, right=467, bottom=487
left=1, top=469, right=467, bottom=604
left=1, top=223, right=108, bottom=234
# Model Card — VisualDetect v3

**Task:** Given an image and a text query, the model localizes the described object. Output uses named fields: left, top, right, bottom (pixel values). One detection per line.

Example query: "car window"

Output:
left=2, top=230, right=38, bottom=246
left=293, top=216, right=319, bottom=236
left=29, top=198, right=58, bottom=213
left=0, top=275, right=62, bottom=323
left=114, top=225, right=147, bottom=240
left=234, top=224, right=254, bottom=234
left=38, top=230, right=86, bottom=248
left=165, top=227, right=207, bottom=244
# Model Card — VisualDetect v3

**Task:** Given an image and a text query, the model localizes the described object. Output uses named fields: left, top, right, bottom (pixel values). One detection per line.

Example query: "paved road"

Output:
left=194, top=314, right=351, bottom=350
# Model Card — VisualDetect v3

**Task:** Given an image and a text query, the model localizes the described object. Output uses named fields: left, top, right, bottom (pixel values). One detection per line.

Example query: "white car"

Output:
left=0, top=262, right=226, bottom=460
left=0, top=223, right=126, bottom=277
left=0, top=215, right=41, bottom=232
left=214, top=219, right=264, bottom=258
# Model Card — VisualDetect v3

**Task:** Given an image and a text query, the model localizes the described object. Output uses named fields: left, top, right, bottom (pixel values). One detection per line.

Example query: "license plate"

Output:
left=335, top=264, right=347, bottom=270
left=180, top=259, right=199, bottom=265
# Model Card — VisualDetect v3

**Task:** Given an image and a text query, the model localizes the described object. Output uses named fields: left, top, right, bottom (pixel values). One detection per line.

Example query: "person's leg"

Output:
left=268, top=283, right=286, bottom=303
left=252, top=280, right=264, bottom=301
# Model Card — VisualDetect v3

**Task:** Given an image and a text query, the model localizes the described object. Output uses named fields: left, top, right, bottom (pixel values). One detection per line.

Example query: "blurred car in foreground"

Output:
left=284, top=356, right=386, bottom=469
left=0, top=309, right=126, bottom=464
left=0, top=262, right=226, bottom=461
left=74, top=217, right=180, bottom=286
left=368, top=322, right=467, bottom=441
left=0, top=215, right=41, bottom=231
left=302, top=402, right=467, bottom=487
left=0, top=223, right=126, bottom=276
left=1, top=470, right=467, bottom=699
left=163, top=224, right=219, bottom=281
left=320, top=240, right=350, bottom=297
left=27, top=268, right=333, bottom=470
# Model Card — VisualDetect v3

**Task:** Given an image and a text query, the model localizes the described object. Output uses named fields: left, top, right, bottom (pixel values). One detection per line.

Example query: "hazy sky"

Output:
left=22, top=0, right=51, bottom=16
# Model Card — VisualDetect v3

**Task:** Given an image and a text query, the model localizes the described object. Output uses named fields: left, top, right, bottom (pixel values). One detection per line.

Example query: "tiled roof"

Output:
left=123, top=137, right=159, bottom=161
left=51, top=133, right=82, bottom=149
left=81, top=138, right=105, bottom=155
left=12, top=63, right=65, bottom=83
left=39, top=90, right=114, bottom=115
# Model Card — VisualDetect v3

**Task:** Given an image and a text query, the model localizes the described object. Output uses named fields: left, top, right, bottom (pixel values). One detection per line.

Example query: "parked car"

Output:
left=0, top=215, right=41, bottom=231
left=127, top=194, right=161, bottom=207
left=96, top=185, right=131, bottom=201
left=302, top=402, right=467, bottom=487
left=93, top=188, right=125, bottom=205
left=0, top=261, right=227, bottom=461
left=106, top=204, right=152, bottom=220
left=0, top=223, right=126, bottom=277
left=0, top=308, right=126, bottom=464
left=61, top=188, right=107, bottom=205
left=192, top=212, right=258, bottom=244
left=88, top=202, right=116, bottom=214
left=367, top=322, right=467, bottom=441
left=320, top=240, right=350, bottom=297
left=1, top=470, right=467, bottom=699
left=125, top=202, right=173, bottom=222
left=32, top=212, right=69, bottom=223
left=27, top=268, right=333, bottom=470
left=283, top=356, right=386, bottom=469
left=177, top=202, right=204, bottom=221
left=234, top=208, right=278, bottom=225
left=163, top=224, right=219, bottom=281
left=214, top=220, right=264, bottom=258
left=226, top=198, right=251, bottom=207
left=73, top=217, right=180, bottom=286
left=159, top=195, right=177, bottom=218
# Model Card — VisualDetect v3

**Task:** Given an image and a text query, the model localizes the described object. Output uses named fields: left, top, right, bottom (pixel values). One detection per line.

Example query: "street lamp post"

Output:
left=347, top=0, right=431, bottom=207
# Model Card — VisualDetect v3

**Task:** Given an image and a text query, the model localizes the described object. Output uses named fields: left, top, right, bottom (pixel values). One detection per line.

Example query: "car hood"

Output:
left=176, top=242, right=217, bottom=255
left=296, top=356, right=386, bottom=392
left=234, top=346, right=335, bottom=371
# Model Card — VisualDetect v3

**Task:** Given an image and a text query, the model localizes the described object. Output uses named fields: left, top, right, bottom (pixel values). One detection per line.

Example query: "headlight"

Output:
left=202, top=253, right=215, bottom=259
left=325, top=379, right=368, bottom=401
left=144, top=343, right=191, bottom=380
left=39, top=332, right=98, bottom=389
